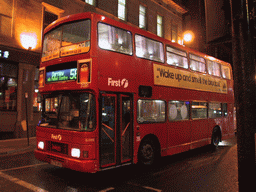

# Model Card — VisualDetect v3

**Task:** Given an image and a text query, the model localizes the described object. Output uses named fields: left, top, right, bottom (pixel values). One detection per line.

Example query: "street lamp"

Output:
left=183, top=30, right=195, bottom=43
left=20, top=32, right=37, bottom=50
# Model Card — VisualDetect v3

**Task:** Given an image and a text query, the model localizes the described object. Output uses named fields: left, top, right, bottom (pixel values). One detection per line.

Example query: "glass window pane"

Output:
left=42, top=19, right=91, bottom=61
left=118, top=0, right=126, bottom=20
left=168, top=101, right=189, bottom=121
left=166, top=46, right=188, bottom=68
left=222, top=103, right=228, bottom=116
left=139, top=5, right=146, bottom=29
left=98, top=23, right=132, bottom=55
left=221, top=65, right=231, bottom=79
left=190, top=54, right=206, bottom=73
left=39, top=93, right=96, bottom=131
left=157, top=15, right=163, bottom=37
left=191, top=101, right=207, bottom=119
left=135, top=34, right=164, bottom=62
left=62, top=20, right=90, bottom=46
left=41, top=95, right=60, bottom=127
left=42, top=27, right=62, bottom=58
left=208, top=102, right=222, bottom=118
left=208, top=60, right=221, bottom=77
left=0, top=63, right=18, bottom=111
left=85, top=0, right=94, bottom=6
left=137, top=100, right=165, bottom=123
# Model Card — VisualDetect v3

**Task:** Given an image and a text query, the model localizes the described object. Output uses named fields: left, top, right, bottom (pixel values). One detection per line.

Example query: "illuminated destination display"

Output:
left=46, top=68, right=77, bottom=82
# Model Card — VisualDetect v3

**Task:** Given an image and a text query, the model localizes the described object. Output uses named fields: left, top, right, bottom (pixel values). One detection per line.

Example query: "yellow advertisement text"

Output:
left=153, top=64, right=227, bottom=94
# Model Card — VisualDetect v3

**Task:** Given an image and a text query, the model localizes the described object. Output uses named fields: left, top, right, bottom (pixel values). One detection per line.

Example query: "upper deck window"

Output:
left=221, top=65, right=231, bottom=79
left=166, top=46, right=188, bottom=69
left=42, top=20, right=91, bottom=62
left=189, top=54, right=206, bottom=73
left=207, top=60, right=221, bottom=77
left=62, top=20, right=90, bottom=46
left=135, top=34, right=164, bottom=63
left=98, top=23, right=132, bottom=55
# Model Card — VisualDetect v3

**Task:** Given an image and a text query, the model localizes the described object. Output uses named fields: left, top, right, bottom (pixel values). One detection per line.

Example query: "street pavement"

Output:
left=0, top=135, right=255, bottom=192
left=0, top=137, right=36, bottom=156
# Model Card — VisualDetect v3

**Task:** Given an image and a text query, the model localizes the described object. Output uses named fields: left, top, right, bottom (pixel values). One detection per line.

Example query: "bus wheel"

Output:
left=138, top=139, right=157, bottom=166
left=211, top=128, right=221, bottom=149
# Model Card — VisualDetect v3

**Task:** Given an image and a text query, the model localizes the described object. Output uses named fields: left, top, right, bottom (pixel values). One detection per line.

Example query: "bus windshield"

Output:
left=39, top=92, right=96, bottom=131
left=42, top=20, right=91, bottom=60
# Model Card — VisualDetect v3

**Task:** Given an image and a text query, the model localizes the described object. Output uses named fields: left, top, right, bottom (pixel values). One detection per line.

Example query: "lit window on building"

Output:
left=157, top=15, right=163, bottom=37
left=0, top=63, right=18, bottom=111
left=33, top=68, right=41, bottom=111
left=85, top=0, right=95, bottom=6
left=139, top=5, right=146, bottom=29
left=0, top=50, right=9, bottom=59
left=118, top=0, right=126, bottom=21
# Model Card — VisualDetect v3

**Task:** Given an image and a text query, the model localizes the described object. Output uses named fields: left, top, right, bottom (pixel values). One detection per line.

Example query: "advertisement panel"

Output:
left=153, top=64, right=227, bottom=94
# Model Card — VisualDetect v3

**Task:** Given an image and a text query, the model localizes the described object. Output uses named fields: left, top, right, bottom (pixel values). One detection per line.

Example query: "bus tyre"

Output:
left=211, top=128, right=220, bottom=150
left=138, top=139, right=158, bottom=166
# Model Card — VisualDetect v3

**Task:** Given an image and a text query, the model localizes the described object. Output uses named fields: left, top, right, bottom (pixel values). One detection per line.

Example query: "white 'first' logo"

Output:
left=108, top=78, right=129, bottom=88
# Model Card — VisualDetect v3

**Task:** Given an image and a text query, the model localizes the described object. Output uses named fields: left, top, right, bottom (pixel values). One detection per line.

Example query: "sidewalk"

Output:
left=0, top=137, right=36, bottom=156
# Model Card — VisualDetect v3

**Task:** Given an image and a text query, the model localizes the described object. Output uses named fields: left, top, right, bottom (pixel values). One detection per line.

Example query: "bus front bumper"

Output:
left=34, top=149, right=98, bottom=173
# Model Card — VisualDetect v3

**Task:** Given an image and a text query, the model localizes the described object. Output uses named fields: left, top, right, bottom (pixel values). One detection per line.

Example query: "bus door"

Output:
left=100, top=93, right=133, bottom=168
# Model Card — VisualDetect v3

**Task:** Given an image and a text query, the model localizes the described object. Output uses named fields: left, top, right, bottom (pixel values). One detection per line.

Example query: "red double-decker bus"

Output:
left=35, top=12, right=235, bottom=173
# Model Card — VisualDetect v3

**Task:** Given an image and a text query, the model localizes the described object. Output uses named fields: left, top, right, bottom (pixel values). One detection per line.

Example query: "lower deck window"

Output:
left=192, top=101, right=207, bottom=119
left=208, top=102, right=222, bottom=118
left=168, top=101, right=189, bottom=121
left=222, top=103, right=228, bottom=116
left=137, top=99, right=165, bottom=123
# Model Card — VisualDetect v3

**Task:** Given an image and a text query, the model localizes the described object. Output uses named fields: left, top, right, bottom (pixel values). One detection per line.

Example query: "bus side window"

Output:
left=221, top=65, right=231, bottom=79
left=135, top=34, right=164, bottom=63
left=222, top=103, right=228, bottom=116
left=137, top=99, right=165, bottom=123
left=166, top=46, right=188, bottom=69
left=208, top=102, right=222, bottom=118
left=191, top=101, right=207, bottom=119
left=168, top=100, right=189, bottom=121
left=98, top=23, right=133, bottom=55
left=189, top=54, right=206, bottom=73
left=207, top=60, right=221, bottom=77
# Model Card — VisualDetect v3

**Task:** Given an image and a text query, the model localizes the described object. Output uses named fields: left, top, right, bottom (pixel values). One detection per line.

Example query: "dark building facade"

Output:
left=0, top=0, right=186, bottom=139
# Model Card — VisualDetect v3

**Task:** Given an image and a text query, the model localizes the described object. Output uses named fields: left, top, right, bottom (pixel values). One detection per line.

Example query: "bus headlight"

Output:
left=71, top=148, right=80, bottom=158
left=38, top=141, right=45, bottom=150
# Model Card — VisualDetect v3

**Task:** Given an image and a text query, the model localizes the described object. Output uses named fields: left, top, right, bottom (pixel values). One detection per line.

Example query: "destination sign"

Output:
left=46, top=68, right=77, bottom=82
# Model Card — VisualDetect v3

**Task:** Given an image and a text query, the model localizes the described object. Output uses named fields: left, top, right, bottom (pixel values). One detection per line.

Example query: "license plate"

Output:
left=50, top=160, right=63, bottom=167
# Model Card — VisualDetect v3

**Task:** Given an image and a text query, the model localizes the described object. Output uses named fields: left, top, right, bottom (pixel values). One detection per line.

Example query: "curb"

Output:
left=0, top=146, right=36, bottom=156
